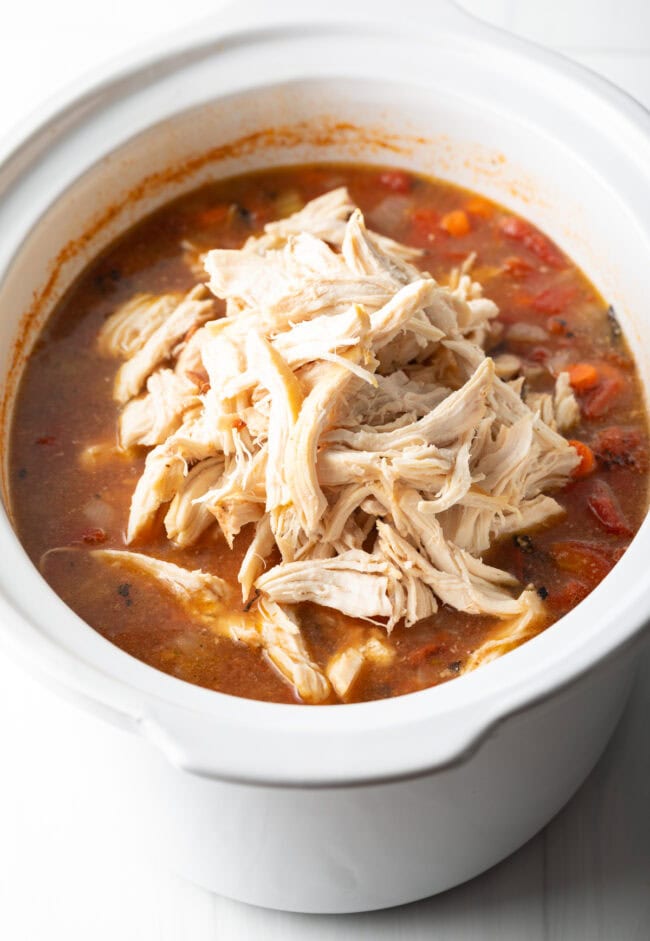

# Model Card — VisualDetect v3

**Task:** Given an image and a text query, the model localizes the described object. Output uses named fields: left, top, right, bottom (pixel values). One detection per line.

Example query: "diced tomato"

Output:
left=528, top=346, right=550, bottom=364
left=409, top=207, right=439, bottom=245
left=603, top=349, right=633, bottom=370
left=406, top=630, right=454, bottom=666
left=568, top=440, right=596, bottom=478
left=581, top=363, right=627, bottom=419
left=465, top=196, right=494, bottom=219
left=194, top=204, right=229, bottom=228
left=586, top=479, right=633, bottom=536
left=549, top=540, right=613, bottom=586
left=501, top=255, right=534, bottom=278
left=593, top=426, right=649, bottom=472
left=549, top=578, right=590, bottom=610
left=498, top=216, right=565, bottom=268
left=532, top=284, right=576, bottom=315
left=35, top=435, right=57, bottom=445
left=440, top=209, right=471, bottom=237
left=82, top=528, right=107, bottom=545
left=378, top=170, right=413, bottom=193
left=582, top=380, right=622, bottom=419
left=407, top=642, right=445, bottom=666
left=567, top=362, right=600, bottom=392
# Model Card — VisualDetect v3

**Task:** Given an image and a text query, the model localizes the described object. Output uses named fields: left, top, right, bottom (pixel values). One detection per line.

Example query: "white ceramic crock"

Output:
left=0, top=0, right=649, bottom=914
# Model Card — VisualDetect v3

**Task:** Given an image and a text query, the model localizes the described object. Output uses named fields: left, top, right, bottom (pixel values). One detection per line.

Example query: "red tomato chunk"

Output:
left=586, top=480, right=633, bottom=536
left=549, top=540, right=613, bottom=586
left=498, top=216, right=566, bottom=268
left=593, top=426, right=649, bottom=472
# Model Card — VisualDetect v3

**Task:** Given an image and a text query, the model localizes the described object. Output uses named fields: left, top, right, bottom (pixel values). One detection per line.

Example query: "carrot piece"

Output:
left=586, top=480, right=633, bottom=536
left=440, top=209, right=471, bottom=237
left=567, top=362, right=600, bottom=391
left=568, top=440, right=595, bottom=478
left=378, top=170, right=413, bottom=193
left=465, top=196, right=494, bottom=219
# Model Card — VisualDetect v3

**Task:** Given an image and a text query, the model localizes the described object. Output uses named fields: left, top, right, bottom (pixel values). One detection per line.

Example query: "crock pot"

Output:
left=0, top=0, right=649, bottom=914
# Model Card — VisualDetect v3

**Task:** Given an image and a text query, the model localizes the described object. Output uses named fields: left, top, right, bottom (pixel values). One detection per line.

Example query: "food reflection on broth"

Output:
left=9, top=164, right=649, bottom=704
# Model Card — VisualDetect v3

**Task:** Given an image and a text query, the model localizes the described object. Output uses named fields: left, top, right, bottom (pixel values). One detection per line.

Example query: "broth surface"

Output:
left=9, top=163, right=649, bottom=703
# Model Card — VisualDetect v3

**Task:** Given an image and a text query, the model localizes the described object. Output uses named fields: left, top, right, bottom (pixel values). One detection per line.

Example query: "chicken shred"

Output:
left=86, top=188, right=582, bottom=700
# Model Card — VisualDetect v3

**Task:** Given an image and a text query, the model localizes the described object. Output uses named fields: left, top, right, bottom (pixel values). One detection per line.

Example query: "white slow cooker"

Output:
left=0, top=0, right=649, bottom=913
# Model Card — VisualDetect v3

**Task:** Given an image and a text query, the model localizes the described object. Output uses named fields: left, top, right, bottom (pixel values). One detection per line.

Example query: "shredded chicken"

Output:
left=257, top=599, right=330, bottom=703
left=92, top=549, right=228, bottom=618
left=109, top=285, right=216, bottom=404
left=525, top=371, right=580, bottom=434
left=91, top=550, right=329, bottom=703
left=326, top=631, right=395, bottom=700
left=86, top=188, right=583, bottom=701
left=462, top=588, right=545, bottom=673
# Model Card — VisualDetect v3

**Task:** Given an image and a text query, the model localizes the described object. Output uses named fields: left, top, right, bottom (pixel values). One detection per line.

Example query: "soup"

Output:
left=9, top=163, right=649, bottom=703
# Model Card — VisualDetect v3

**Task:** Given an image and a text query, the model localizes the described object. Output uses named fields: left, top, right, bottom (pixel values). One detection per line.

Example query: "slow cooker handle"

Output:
left=136, top=690, right=520, bottom=788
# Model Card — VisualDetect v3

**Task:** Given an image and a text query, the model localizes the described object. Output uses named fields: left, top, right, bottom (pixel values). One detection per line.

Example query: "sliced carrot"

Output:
left=440, top=209, right=471, bottom=237
left=465, top=196, right=494, bottom=219
left=568, top=440, right=595, bottom=478
left=567, top=362, right=599, bottom=391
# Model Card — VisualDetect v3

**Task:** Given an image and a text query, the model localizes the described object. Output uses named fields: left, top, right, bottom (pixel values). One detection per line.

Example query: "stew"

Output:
left=9, top=163, right=649, bottom=703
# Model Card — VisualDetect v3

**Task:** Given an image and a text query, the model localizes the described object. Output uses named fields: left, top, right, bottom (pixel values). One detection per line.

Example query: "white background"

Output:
left=1, top=1, right=649, bottom=938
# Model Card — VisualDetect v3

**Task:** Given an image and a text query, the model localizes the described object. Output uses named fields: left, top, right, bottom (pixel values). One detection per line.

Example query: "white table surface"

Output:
left=1, top=2, right=649, bottom=938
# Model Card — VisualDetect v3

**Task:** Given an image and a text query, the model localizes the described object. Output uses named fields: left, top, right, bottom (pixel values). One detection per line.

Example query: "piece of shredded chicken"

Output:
left=88, top=188, right=582, bottom=702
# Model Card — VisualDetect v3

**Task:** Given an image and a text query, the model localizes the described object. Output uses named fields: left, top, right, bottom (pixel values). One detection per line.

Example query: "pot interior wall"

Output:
left=2, top=76, right=650, bottom=481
